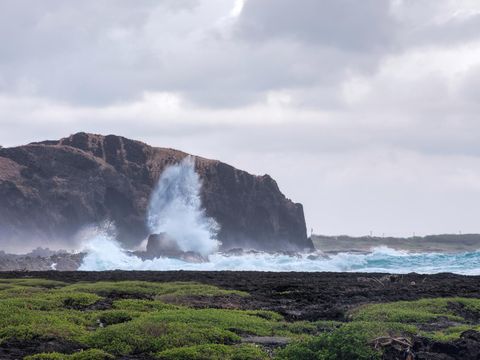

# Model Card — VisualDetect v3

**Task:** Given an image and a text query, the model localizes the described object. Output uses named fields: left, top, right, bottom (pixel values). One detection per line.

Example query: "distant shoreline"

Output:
left=312, top=233, right=480, bottom=253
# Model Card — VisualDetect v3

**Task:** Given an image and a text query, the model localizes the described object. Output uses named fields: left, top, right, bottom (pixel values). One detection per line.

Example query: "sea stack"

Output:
left=0, top=133, right=313, bottom=252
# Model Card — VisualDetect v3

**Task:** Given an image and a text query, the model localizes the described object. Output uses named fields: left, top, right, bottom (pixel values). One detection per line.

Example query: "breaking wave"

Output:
left=146, top=156, right=219, bottom=257
left=78, top=156, right=480, bottom=274
left=79, top=234, right=480, bottom=274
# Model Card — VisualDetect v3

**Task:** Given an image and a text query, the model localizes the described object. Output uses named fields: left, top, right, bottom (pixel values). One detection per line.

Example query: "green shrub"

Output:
left=112, top=298, right=179, bottom=312
left=25, top=349, right=113, bottom=360
left=0, top=278, right=67, bottom=289
left=4, top=277, right=479, bottom=360
left=86, top=318, right=239, bottom=355
left=156, top=344, right=268, bottom=360
left=351, top=298, right=475, bottom=324
left=63, top=281, right=246, bottom=298
left=97, top=310, right=133, bottom=326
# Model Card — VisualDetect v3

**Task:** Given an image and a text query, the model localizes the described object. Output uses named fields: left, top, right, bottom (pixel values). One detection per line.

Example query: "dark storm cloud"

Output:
left=1, top=0, right=480, bottom=108
left=236, top=0, right=396, bottom=51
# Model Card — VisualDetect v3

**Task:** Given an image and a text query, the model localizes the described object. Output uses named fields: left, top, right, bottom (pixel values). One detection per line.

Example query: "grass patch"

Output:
left=1, top=277, right=478, bottom=359
left=278, top=297, right=480, bottom=359
left=156, top=344, right=268, bottom=360
left=351, top=297, right=467, bottom=323
left=85, top=308, right=296, bottom=355
left=0, top=278, right=67, bottom=288
left=0, top=278, right=277, bottom=358
left=24, top=349, right=114, bottom=360
left=63, top=281, right=247, bottom=299
left=112, top=298, right=180, bottom=312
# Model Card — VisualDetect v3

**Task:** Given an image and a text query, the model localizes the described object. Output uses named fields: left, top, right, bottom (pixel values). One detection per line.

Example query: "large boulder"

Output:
left=0, top=132, right=312, bottom=252
left=145, top=233, right=183, bottom=258
left=141, top=233, right=206, bottom=263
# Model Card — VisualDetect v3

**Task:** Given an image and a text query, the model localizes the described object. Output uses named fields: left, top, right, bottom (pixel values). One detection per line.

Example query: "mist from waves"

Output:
left=79, top=232, right=480, bottom=274
left=146, top=156, right=219, bottom=257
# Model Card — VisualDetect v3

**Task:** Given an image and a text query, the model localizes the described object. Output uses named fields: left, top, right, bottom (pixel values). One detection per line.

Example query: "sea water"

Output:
left=78, top=157, right=480, bottom=274
left=79, top=233, right=480, bottom=274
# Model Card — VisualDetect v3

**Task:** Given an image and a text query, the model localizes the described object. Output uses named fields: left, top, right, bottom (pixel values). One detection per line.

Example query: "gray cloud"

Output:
left=1, top=0, right=479, bottom=108
left=236, top=0, right=396, bottom=51
left=1, top=0, right=480, bottom=235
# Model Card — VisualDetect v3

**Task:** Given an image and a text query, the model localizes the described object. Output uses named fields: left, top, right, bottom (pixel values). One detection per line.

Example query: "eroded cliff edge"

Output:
left=0, top=132, right=312, bottom=252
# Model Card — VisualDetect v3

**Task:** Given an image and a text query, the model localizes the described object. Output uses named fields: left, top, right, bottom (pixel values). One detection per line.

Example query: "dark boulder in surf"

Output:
left=139, top=233, right=206, bottom=263
left=145, top=233, right=183, bottom=258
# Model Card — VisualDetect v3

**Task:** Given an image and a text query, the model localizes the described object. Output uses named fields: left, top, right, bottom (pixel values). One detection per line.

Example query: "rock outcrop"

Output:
left=0, top=132, right=311, bottom=252
left=0, top=250, right=84, bottom=271
left=383, top=330, right=480, bottom=360
left=139, top=233, right=206, bottom=263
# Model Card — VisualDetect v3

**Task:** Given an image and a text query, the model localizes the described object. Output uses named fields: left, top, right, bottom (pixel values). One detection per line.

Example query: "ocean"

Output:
left=79, top=236, right=480, bottom=274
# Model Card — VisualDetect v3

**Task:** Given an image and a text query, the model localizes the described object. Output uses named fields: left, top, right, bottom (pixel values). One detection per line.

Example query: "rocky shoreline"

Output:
left=0, top=250, right=84, bottom=271
left=2, top=271, right=479, bottom=321
left=0, top=271, right=478, bottom=359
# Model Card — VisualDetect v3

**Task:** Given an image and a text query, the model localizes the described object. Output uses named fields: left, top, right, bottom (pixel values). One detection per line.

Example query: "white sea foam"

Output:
left=79, top=233, right=480, bottom=274
left=78, top=156, right=480, bottom=274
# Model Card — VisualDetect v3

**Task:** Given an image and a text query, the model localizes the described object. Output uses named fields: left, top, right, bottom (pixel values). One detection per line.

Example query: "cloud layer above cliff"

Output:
left=2, top=0, right=480, bottom=236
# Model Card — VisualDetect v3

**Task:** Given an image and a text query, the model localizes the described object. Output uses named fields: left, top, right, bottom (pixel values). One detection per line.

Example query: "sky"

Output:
left=1, top=0, right=480, bottom=237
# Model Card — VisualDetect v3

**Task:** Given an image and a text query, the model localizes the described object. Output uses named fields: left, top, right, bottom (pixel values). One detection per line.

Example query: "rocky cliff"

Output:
left=0, top=133, right=311, bottom=252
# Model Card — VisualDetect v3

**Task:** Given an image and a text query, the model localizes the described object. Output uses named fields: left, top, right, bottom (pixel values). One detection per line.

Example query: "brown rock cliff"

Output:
left=0, top=133, right=312, bottom=252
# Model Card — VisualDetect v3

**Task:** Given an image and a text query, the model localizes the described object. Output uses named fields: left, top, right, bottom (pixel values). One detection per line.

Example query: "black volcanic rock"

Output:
left=145, top=233, right=183, bottom=258
left=138, top=233, right=206, bottom=263
left=0, top=132, right=311, bottom=252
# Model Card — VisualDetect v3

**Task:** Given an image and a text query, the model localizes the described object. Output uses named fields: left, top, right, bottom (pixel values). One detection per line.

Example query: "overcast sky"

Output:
left=1, top=0, right=480, bottom=237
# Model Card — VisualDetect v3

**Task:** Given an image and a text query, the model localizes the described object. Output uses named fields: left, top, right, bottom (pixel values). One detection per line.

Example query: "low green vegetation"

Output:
left=0, top=277, right=478, bottom=359
left=62, top=280, right=247, bottom=299
left=0, top=278, right=293, bottom=359
left=156, top=344, right=268, bottom=360
left=350, top=297, right=480, bottom=341
left=25, top=349, right=114, bottom=360
left=278, top=297, right=480, bottom=359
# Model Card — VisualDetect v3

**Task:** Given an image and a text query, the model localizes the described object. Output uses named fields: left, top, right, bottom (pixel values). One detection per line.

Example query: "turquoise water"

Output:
left=79, top=236, right=480, bottom=274
left=338, top=247, right=480, bottom=274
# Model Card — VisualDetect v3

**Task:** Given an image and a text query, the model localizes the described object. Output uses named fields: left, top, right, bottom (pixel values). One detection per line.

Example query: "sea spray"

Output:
left=147, top=156, right=220, bottom=257
left=77, top=159, right=480, bottom=274
left=78, top=231, right=480, bottom=273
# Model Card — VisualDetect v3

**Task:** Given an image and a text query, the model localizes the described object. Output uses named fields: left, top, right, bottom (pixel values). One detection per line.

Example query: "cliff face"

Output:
left=0, top=133, right=311, bottom=252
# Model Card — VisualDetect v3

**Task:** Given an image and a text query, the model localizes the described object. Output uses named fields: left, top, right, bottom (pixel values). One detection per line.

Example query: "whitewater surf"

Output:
left=75, top=156, right=480, bottom=275
left=77, top=232, right=480, bottom=274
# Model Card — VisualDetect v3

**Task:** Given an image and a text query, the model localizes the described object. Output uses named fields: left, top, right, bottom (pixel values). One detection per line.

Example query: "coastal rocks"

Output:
left=145, top=233, right=183, bottom=258
left=0, top=338, right=85, bottom=360
left=382, top=330, right=480, bottom=360
left=0, top=132, right=311, bottom=252
left=0, top=250, right=84, bottom=271
left=139, top=233, right=206, bottom=263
